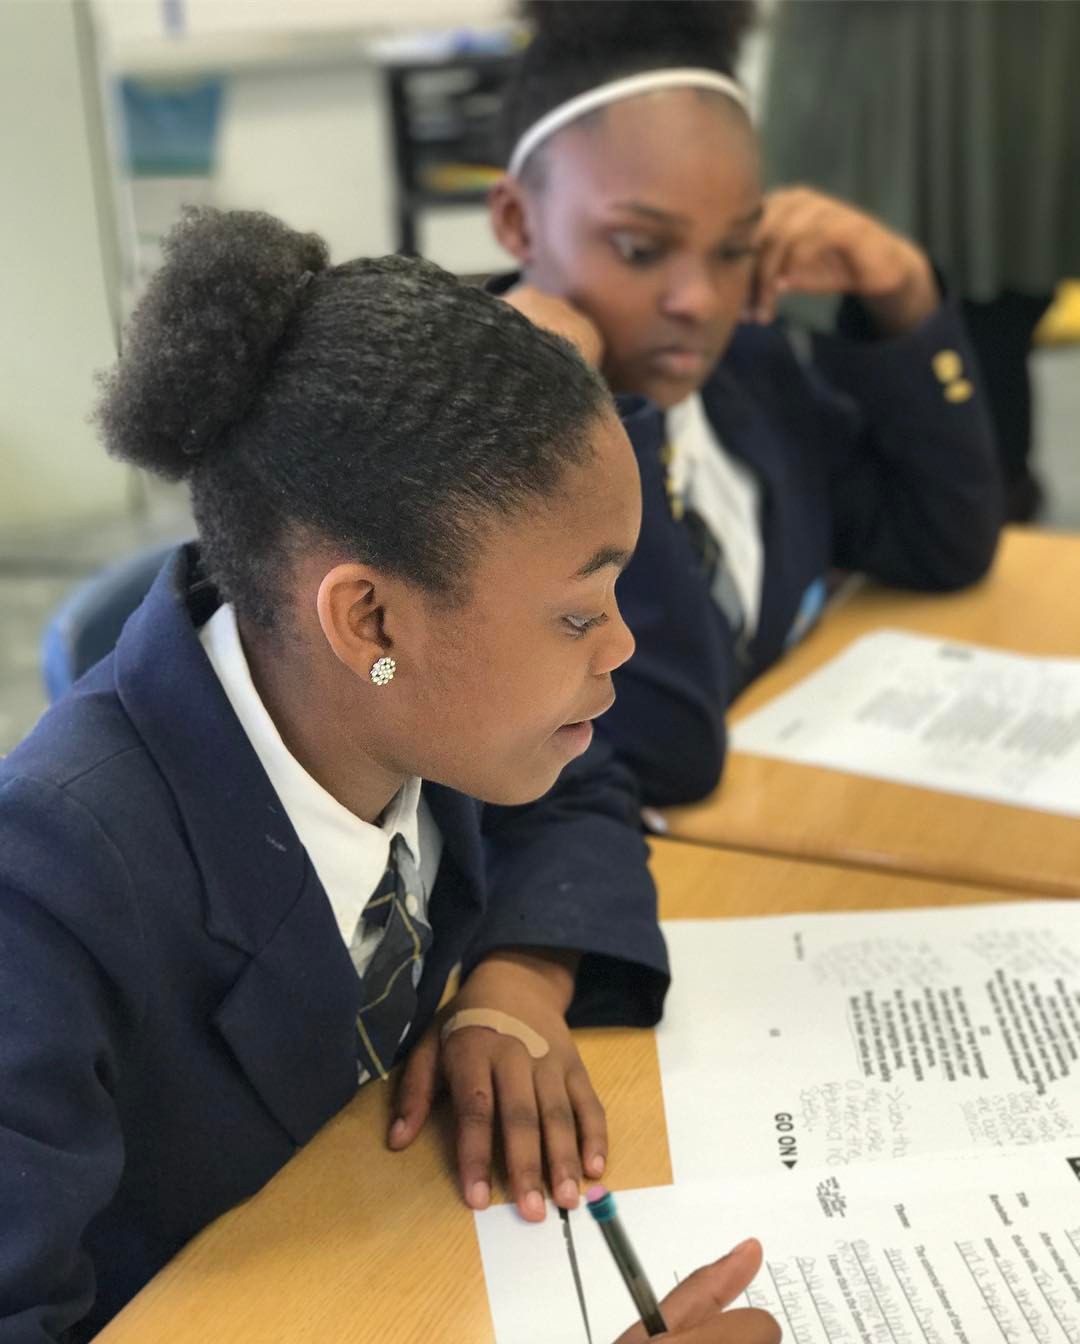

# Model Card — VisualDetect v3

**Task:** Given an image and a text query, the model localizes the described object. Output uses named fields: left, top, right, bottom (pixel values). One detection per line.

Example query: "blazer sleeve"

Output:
left=467, top=739, right=669, bottom=1029
left=596, top=396, right=735, bottom=807
left=809, top=292, right=1003, bottom=590
left=0, top=776, right=142, bottom=1343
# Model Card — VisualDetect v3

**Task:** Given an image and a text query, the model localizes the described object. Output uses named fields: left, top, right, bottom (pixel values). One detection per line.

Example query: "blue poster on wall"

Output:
left=119, top=76, right=223, bottom=178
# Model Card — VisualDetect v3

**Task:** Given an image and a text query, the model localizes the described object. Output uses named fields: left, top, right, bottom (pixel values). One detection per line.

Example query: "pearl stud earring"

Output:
left=370, top=656, right=396, bottom=686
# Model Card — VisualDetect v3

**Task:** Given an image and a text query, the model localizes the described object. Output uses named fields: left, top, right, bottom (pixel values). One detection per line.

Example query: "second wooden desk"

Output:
left=663, top=528, right=1080, bottom=898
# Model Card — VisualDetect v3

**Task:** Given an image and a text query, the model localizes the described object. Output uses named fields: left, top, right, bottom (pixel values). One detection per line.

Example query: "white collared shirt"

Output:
left=666, top=392, right=764, bottom=638
left=199, top=603, right=442, bottom=978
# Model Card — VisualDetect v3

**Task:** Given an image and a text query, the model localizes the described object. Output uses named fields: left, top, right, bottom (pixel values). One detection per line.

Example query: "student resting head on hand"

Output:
left=490, top=0, right=1001, bottom=808
left=0, top=208, right=710, bottom=1340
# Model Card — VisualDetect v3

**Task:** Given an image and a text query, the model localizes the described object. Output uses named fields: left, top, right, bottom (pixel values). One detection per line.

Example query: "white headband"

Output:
left=507, top=68, right=751, bottom=178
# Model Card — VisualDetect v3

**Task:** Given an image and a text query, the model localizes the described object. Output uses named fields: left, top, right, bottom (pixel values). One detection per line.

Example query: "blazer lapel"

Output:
left=114, top=545, right=364, bottom=1143
left=213, top=863, right=362, bottom=1146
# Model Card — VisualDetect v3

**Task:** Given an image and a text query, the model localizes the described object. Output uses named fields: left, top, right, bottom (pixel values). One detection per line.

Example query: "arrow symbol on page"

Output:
left=782, top=1160, right=797, bottom=1169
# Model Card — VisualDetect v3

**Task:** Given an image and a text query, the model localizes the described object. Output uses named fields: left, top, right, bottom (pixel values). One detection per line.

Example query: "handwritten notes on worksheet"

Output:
left=659, top=904, right=1080, bottom=1183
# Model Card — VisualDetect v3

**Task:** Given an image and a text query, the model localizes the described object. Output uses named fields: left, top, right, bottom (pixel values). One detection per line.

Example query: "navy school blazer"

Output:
left=0, top=546, right=668, bottom=1343
left=604, top=298, right=1003, bottom=805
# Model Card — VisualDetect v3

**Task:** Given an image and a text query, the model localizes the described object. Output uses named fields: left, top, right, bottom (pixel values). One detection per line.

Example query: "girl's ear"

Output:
left=489, top=176, right=534, bottom=266
left=316, top=564, right=391, bottom=680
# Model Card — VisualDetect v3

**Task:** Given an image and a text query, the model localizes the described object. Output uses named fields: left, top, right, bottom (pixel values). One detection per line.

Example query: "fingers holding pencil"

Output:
left=612, top=1237, right=779, bottom=1344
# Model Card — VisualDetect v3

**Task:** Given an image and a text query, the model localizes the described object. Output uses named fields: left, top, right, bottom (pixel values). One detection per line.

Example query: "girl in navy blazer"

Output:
left=0, top=211, right=777, bottom=1344
left=490, top=0, right=1003, bottom=806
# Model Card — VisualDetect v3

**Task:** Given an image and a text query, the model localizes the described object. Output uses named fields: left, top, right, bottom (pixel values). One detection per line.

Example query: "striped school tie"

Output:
left=352, top=834, right=432, bottom=1084
left=662, top=439, right=746, bottom=637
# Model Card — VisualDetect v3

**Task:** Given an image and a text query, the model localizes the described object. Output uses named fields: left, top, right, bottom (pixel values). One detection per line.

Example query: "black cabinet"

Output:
left=381, top=50, right=517, bottom=255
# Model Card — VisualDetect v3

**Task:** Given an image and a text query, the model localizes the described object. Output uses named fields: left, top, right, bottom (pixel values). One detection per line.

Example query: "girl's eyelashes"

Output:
left=714, top=242, right=758, bottom=265
left=610, top=233, right=758, bottom=269
left=563, top=612, right=609, bottom=639
left=610, top=232, right=668, bottom=268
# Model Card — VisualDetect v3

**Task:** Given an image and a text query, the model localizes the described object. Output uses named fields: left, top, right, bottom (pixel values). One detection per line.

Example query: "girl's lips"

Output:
left=649, top=348, right=711, bottom=378
left=553, top=719, right=594, bottom=757
left=552, top=690, right=613, bottom=756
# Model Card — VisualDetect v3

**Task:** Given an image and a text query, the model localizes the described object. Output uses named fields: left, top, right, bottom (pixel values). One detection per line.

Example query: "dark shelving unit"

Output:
left=381, top=51, right=517, bottom=255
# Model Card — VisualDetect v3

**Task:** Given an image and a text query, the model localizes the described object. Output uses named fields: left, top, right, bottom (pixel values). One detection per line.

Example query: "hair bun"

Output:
left=520, top=0, right=754, bottom=74
left=96, top=207, right=328, bottom=481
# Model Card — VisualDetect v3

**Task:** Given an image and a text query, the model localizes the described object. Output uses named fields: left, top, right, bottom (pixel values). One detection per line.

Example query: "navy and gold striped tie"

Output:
left=352, top=834, right=432, bottom=1083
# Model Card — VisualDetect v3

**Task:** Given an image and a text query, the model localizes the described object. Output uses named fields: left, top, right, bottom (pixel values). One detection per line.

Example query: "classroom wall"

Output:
left=214, top=62, right=507, bottom=273
left=0, top=0, right=130, bottom=532
left=94, top=0, right=510, bottom=269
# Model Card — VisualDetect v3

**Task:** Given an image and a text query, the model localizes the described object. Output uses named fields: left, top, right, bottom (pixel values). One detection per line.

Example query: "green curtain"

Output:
left=761, top=0, right=1080, bottom=301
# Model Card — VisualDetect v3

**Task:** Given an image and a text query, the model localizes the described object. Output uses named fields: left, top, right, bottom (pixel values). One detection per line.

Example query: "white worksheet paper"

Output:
left=729, top=630, right=1080, bottom=817
left=659, top=905, right=1080, bottom=1185
left=476, top=1143, right=1080, bottom=1343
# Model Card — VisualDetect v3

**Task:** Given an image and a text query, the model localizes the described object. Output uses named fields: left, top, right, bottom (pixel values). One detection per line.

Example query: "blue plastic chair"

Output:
left=41, top=544, right=175, bottom=702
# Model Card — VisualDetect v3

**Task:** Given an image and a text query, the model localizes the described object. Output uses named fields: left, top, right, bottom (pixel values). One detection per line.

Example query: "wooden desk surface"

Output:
left=664, top=527, right=1080, bottom=898
left=97, top=839, right=1021, bottom=1344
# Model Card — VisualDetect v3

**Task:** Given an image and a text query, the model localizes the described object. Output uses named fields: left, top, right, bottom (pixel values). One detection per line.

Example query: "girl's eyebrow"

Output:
left=608, top=200, right=765, bottom=234
left=610, top=199, right=685, bottom=225
left=575, top=545, right=633, bottom=579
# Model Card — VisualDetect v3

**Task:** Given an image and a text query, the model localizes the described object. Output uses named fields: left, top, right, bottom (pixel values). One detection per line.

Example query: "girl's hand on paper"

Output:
left=615, top=1237, right=780, bottom=1344
left=502, top=283, right=606, bottom=367
left=387, top=948, right=606, bottom=1223
left=748, top=186, right=938, bottom=336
